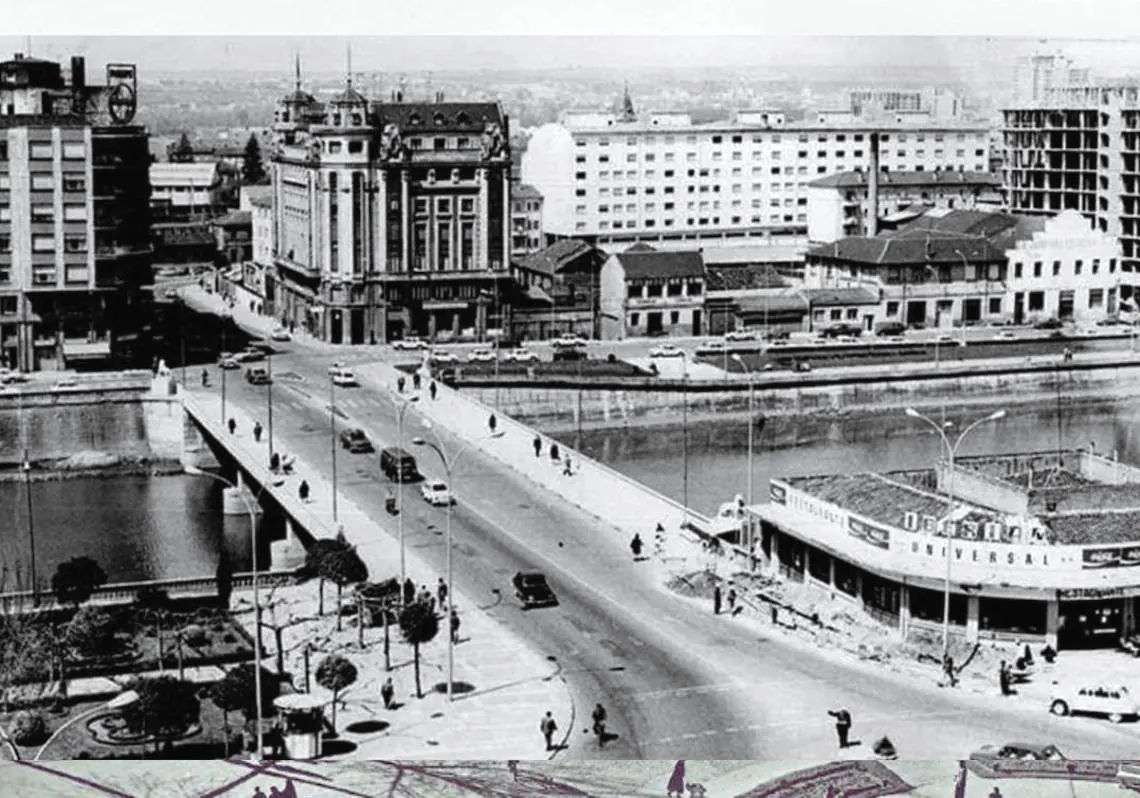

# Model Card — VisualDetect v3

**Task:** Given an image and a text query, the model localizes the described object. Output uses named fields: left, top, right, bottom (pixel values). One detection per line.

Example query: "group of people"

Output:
left=827, top=707, right=897, bottom=758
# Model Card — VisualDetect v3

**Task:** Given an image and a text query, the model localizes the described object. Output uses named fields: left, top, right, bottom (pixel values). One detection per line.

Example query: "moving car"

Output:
left=1034, top=317, right=1064, bottom=330
left=429, top=350, right=458, bottom=364
left=649, top=343, right=685, bottom=358
left=380, top=447, right=420, bottom=483
left=821, top=323, right=862, bottom=339
left=552, top=333, right=588, bottom=348
left=338, top=428, right=373, bottom=453
left=513, top=571, right=558, bottom=609
left=328, top=361, right=346, bottom=375
left=393, top=335, right=427, bottom=351
left=503, top=348, right=539, bottom=363
left=467, top=348, right=496, bottom=363
left=697, top=339, right=729, bottom=354
left=969, top=743, right=1065, bottom=764
left=420, top=480, right=454, bottom=506
left=218, top=356, right=240, bottom=370
left=270, top=327, right=292, bottom=342
left=331, top=368, right=358, bottom=387
left=1049, top=684, right=1140, bottom=723
left=53, top=378, right=79, bottom=389
left=237, top=346, right=266, bottom=362
left=245, top=367, right=271, bottom=385
left=724, top=329, right=758, bottom=342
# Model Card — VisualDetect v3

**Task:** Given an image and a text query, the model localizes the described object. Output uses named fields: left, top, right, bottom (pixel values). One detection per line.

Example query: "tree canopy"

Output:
left=211, top=663, right=278, bottom=720
left=64, top=605, right=119, bottom=658
left=120, top=675, right=201, bottom=747
left=398, top=601, right=440, bottom=698
left=241, top=134, right=266, bottom=185
left=51, top=556, right=107, bottom=607
left=315, top=653, right=358, bottom=730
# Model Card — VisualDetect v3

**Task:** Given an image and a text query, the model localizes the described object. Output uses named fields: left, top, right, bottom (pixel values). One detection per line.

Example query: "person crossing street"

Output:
left=591, top=703, right=607, bottom=748
left=828, top=708, right=853, bottom=748
left=540, top=711, right=558, bottom=751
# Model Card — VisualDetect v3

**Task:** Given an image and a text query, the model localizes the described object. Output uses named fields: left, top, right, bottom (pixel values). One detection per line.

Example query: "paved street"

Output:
left=181, top=285, right=1140, bottom=759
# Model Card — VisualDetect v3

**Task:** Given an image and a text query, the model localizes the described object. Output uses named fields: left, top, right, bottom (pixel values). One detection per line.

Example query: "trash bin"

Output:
left=273, top=693, right=326, bottom=760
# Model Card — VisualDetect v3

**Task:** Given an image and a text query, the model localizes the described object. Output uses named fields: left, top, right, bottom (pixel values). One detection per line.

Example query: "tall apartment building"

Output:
left=270, top=69, right=512, bottom=344
left=0, top=53, right=151, bottom=372
left=1012, top=53, right=1092, bottom=106
left=848, top=87, right=960, bottom=119
left=510, top=182, right=543, bottom=258
left=523, top=100, right=990, bottom=251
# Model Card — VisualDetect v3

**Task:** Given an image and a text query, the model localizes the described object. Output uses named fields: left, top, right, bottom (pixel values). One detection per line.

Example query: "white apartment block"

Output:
left=1011, top=53, right=1092, bottom=107
left=523, top=108, right=991, bottom=250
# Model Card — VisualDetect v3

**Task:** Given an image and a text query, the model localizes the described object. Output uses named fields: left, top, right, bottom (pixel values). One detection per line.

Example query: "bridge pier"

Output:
left=271, top=518, right=307, bottom=572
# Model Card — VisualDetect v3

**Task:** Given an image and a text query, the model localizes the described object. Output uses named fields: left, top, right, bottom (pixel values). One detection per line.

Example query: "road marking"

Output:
left=629, top=682, right=740, bottom=700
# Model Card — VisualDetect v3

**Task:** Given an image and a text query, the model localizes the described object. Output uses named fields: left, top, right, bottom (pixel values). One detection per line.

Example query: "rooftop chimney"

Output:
left=867, top=132, right=881, bottom=237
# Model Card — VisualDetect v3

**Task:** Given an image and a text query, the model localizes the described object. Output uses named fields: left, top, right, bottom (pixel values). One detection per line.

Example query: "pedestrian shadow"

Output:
left=319, top=738, right=359, bottom=756
left=633, top=556, right=651, bottom=563
left=840, top=739, right=863, bottom=749
left=344, top=719, right=390, bottom=734
left=596, top=730, right=620, bottom=747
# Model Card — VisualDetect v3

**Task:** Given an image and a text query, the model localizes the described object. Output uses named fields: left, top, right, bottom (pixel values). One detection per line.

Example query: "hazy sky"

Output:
left=4, top=35, right=1140, bottom=78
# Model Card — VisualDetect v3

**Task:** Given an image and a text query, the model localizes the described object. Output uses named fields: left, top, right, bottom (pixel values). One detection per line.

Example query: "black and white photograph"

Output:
left=3, top=0, right=1140, bottom=793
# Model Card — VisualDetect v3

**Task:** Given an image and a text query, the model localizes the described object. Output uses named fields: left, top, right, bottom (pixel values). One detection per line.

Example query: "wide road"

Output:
left=202, top=344, right=1140, bottom=760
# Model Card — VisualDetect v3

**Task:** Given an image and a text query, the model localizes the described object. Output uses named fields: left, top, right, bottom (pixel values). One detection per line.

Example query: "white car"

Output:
left=429, top=350, right=458, bottom=364
left=649, top=343, right=686, bottom=358
left=699, top=339, right=729, bottom=353
left=725, top=330, right=758, bottom=342
left=393, top=336, right=427, bottom=351
left=1050, top=684, right=1140, bottom=723
left=420, top=480, right=455, bottom=506
left=467, top=348, right=496, bottom=363
left=934, top=333, right=956, bottom=344
left=218, top=356, right=240, bottom=370
left=552, top=333, right=588, bottom=348
left=995, top=330, right=1017, bottom=341
left=328, top=361, right=346, bottom=375
left=331, top=369, right=358, bottom=387
left=270, top=327, right=292, bottom=342
left=504, top=348, right=539, bottom=363
left=53, top=378, right=79, bottom=389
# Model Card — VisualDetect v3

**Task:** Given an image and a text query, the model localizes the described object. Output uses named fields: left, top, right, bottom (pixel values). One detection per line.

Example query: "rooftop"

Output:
left=705, top=265, right=789, bottom=291
left=806, top=232, right=1008, bottom=266
left=517, top=239, right=598, bottom=276
left=512, top=183, right=543, bottom=201
left=149, top=162, right=220, bottom=188
left=809, top=170, right=1002, bottom=190
left=612, top=250, right=705, bottom=281
left=371, top=102, right=504, bottom=133
left=798, top=287, right=879, bottom=306
left=212, top=210, right=252, bottom=228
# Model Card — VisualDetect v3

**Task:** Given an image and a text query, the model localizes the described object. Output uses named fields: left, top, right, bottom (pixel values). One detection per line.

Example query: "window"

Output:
left=30, top=143, right=53, bottom=159
left=31, top=205, right=53, bottom=223
left=414, top=198, right=428, bottom=215
left=64, top=234, right=87, bottom=253
left=31, top=174, right=54, bottom=191
left=629, top=312, right=640, bottom=327
left=670, top=311, right=680, bottom=324
left=1014, top=262, right=1023, bottom=278
left=1092, top=258, right=1101, bottom=274
left=32, top=235, right=54, bottom=252
left=0, top=235, right=9, bottom=253
left=0, top=205, right=7, bottom=222
left=575, top=139, right=587, bottom=147
left=1075, top=259, right=1083, bottom=275
left=348, top=140, right=364, bottom=154
left=1052, top=260, right=1061, bottom=276
left=1089, top=288, right=1105, bottom=308
left=989, top=297, right=1002, bottom=314
left=63, top=176, right=86, bottom=193
left=575, top=172, right=587, bottom=180
left=328, top=141, right=342, bottom=154
left=598, top=155, right=610, bottom=163
left=626, top=153, right=637, bottom=163
left=1033, top=261, right=1042, bottom=278
left=460, top=198, right=474, bottom=214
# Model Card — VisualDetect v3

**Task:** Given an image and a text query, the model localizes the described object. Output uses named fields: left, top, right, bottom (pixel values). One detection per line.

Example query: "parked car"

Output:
left=0, top=369, right=28, bottom=384
left=994, top=330, right=1017, bottom=341
left=724, top=329, right=758, bottom=342
left=270, top=327, right=292, bottom=342
left=218, top=356, right=240, bottom=370
left=392, top=335, right=427, bottom=351
left=429, top=350, right=458, bottom=364
left=331, top=368, right=358, bottom=387
left=969, top=742, right=1065, bottom=764
left=504, top=348, right=539, bottom=363
left=875, top=321, right=907, bottom=337
left=552, top=347, right=587, bottom=362
left=467, top=348, right=496, bottom=363
left=380, top=447, right=420, bottom=483
left=164, top=289, right=178, bottom=299
left=1034, top=317, right=1064, bottom=330
left=420, top=480, right=454, bottom=506
left=328, top=361, right=346, bottom=375
left=1050, top=684, right=1140, bottom=723
left=245, top=367, right=271, bottom=385
left=53, top=378, right=79, bottom=389
left=697, top=339, right=729, bottom=353
left=552, top=333, right=588, bottom=348
left=513, top=571, right=559, bottom=609
left=338, top=428, right=373, bottom=453
left=237, top=346, right=266, bottom=362
left=649, top=343, right=685, bottom=358
left=821, top=323, right=863, bottom=339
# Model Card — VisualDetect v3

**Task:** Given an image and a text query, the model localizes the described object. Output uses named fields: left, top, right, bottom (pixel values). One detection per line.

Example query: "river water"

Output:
left=6, top=397, right=1140, bottom=588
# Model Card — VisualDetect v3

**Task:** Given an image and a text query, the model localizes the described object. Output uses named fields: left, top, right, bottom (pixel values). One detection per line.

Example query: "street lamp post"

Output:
left=35, top=689, right=139, bottom=760
left=179, top=296, right=187, bottom=387
left=329, top=373, right=338, bottom=523
left=22, top=448, right=37, bottom=606
left=184, top=465, right=265, bottom=760
left=731, top=354, right=756, bottom=507
left=904, top=407, right=1006, bottom=659
left=266, top=351, right=275, bottom=462
left=412, top=421, right=498, bottom=703
left=220, top=314, right=229, bottom=426
left=681, top=356, right=689, bottom=525
left=387, top=394, right=420, bottom=589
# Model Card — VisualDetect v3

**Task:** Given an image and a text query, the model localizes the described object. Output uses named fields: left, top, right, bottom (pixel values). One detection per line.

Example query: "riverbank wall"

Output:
left=0, top=371, right=186, bottom=469
left=463, top=354, right=1140, bottom=434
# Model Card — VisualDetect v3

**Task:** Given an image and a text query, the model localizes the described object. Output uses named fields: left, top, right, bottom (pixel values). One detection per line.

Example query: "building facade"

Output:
left=270, top=69, right=513, bottom=344
left=598, top=249, right=705, bottom=339
left=748, top=449, right=1140, bottom=650
left=807, top=170, right=1002, bottom=243
left=524, top=102, right=991, bottom=250
left=510, top=181, right=543, bottom=258
left=149, top=162, right=222, bottom=222
left=0, top=53, right=151, bottom=372
left=1011, top=52, right=1092, bottom=107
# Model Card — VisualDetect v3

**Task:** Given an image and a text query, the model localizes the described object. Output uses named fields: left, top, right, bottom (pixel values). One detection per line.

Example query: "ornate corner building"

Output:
left=269, top=65, right=513, bottom=344
left=0, top=53, right=151, bottom=372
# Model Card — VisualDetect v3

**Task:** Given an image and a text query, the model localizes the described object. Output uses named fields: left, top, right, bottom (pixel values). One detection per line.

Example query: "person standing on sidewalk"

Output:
left=488, top=413, right=497, bottom=433
left=253, top=421, right=263, bottom=443
left=412, top=372, right=421, bottom=390
left=540, top=711, right=558, bottom=751
left=380, top=676, right=394, bottom=709
left=201, top=368, right=209, bottom=387
left=227, top=417, right=236, bottom=435
left=999, top=661, right=1012, bottom=696
left=828, top=708, right=852, bottom=748
left=437, top=577, right=448, bottom=607
left=942, top=653, right=958, bottom=687
left=298, top=480, right=310, bottom=502
left=726, top=587, right=737, bottom=613
left=397, top=375, right=406, bottom=393
left=506, top=760, right=519, bottom=782
left=713, top=584, right=722, bottom=615
left=533, top=436, right=542, bottom=458
left=630, top=533, right=643, bottom=560
left=450, top=609, right=460, bottom=644
left=429, top=381, right=437, bottom=400
left=591, top=703, right=607, bottom=748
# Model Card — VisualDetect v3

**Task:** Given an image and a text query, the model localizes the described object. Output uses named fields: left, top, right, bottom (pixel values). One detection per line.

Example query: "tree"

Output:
left=210, top=663, right=277, bottom=756
left=304, top=533, right=351, bottom=616
left=398, top=601, right=439, bottom=699
left=241, top=134, right=266, bottom=185
left=317, top=546, right=369, bottom=632
left=315, top=654, right=357, bottom=731
left=120, top=675, right=201, bottom=752
left=51, top=556, right=107, bottom=608
left=169, top=132, right=194, bottom=163
left=216, top=552, right=233, bottom=610
left=64, top=605, right=119, bottom=658
left=0, top=564, right=52, bottom=712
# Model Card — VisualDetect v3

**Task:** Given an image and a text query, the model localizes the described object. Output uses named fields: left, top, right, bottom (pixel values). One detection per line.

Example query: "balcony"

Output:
left=882, top=280, right=1007, bottom=299
left=626, top=293, right=703, bottom=308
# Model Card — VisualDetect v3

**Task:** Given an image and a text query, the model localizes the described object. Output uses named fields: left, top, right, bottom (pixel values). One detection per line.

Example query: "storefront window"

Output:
left=908, top=585, right=967, bottom=625
left=806, top=546, right=831, bottom=583
left=980, top=597, right=1045, bottom=636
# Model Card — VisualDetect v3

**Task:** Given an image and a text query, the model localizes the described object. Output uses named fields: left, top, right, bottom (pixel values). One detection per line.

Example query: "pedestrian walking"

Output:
left=506, top=760, right=519, bottom=782
left=713, top=584, right=722, bottom=615
left=412, top=372, right=421, bottom=390
left=999, top=660, right=1012, bottom=696
left=630, top=533, right=643, bottom=559
left=437, top=577, right=448, bottom=607
left=943, top=653, right=958, bottom=687
left=227, top=417, right=236, bottom=435
left=403, top=577, right=415, bottom=607
left=828, top=708, right=852, bottom=748
left=988, top=788, right=1003, bottom=798
left=380, top=676, right=394, bottom=709
left=550, top=442, right=560, bottom=462
left=253, top=421, right=263, bottom=443
left=429, top=380, right=437, bottom=400
left=450, top=609, right=460, bottom=644
left=201, top=368, right=209, bottom=387
left=667, top=760, right=686, bottom=798
left=591, top=703, right=607, bottom=748
left=397, top=375, right=406, bottom=393
left=563, top=456, right=573, bottom=476
left=540, top=711, right=558, bottom=751
left=270, top=452, right=281, bottom=473
left=727, top=587, right=737, bottom=613
left=298, top=480, right=310, bottom=502
left=533, top=436, right=542, bottom=458
left=488, top=413, right=497, bottom=433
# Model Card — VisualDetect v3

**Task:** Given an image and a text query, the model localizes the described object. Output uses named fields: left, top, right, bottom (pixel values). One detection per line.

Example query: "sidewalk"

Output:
left=181, top=386, right=573, bottom=759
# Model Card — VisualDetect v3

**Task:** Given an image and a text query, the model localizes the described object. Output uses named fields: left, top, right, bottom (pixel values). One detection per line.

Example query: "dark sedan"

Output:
left=513, top=571, right=558, bottom=610
left=339, top=428, right=374, bottom=454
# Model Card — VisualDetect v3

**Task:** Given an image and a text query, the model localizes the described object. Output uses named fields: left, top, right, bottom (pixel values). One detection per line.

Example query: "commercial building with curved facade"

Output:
left=746, top=448, right=1140, bottom=650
